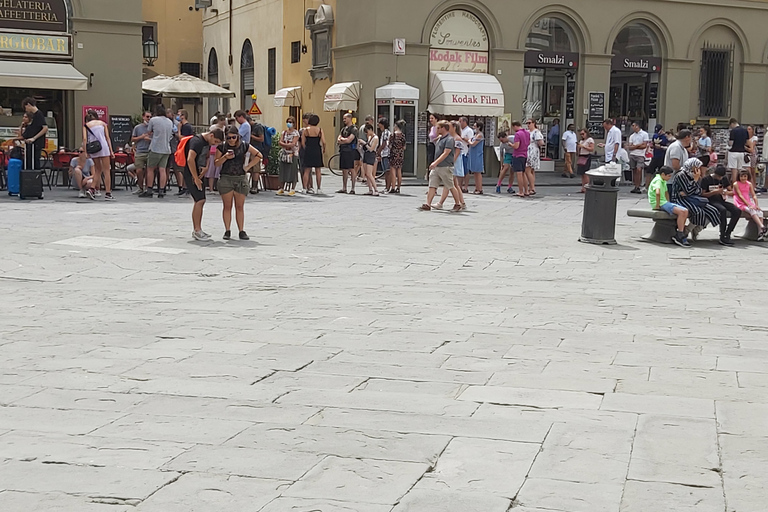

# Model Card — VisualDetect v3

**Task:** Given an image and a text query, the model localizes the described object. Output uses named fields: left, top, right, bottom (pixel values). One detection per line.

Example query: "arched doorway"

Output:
left=207, top=48, right=219, bottom=119
left=610, top=22, right=663, bottom=134
left=240, top=40, right=254, bottom=111
left=524, top=16, right=580, bottom=160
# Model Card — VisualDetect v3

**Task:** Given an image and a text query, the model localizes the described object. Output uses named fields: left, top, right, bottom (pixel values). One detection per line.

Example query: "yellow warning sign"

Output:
left=248, top=102, right=262, bottom=115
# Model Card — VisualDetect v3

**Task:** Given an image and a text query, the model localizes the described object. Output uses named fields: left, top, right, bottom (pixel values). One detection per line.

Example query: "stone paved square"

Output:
left=1, top=182, right=767, bottom=511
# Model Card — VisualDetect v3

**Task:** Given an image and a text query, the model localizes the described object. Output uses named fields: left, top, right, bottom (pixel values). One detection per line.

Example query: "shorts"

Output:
left=363, top=151, right=376, bottom=166
left=339, top=149, right=357, bottom=170
left=727, top=152, right=746, bottom=170
left=512, top=156, right=526, bottom=173
left=629, top=154, right=646, bottom=170
left=660, top=202, right=686, bottom=215
left=646, top=156, right=664, bottom=174
left=134, top=152, right=149, bottom=170
left=148, top=151, right=170, bottom=169
left=503, top=153, right=513, bottom=165
left=218, top=174, right=250, bottom=195
left=182, top=167, right=206, bottom=203
left=378, top=157, right=390, bottom=173
left=429, top=166, right=454, bottom=189
left=70, top=169, right=91, bottom=188
left=741, top=206, right=764, bottom=217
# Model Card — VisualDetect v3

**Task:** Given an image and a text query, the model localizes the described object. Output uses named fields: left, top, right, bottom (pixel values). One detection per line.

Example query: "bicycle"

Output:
left=327, top=153, right=387, bottom=179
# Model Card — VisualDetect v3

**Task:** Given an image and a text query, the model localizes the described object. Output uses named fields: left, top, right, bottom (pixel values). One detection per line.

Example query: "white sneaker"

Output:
left=78, top=190, right=86, bottom=198
left=192, top=230, right=211, bottom=241
left=201, top=231, right=212, bottom=239
left=132, top=188, right=144, bottom=195
left=95, top=191, right=102, bottom=197
left=316, top=188, right=323, bottom=195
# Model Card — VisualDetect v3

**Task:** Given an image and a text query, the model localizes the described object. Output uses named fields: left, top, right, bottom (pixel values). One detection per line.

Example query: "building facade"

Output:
left=201, top=0, right=283, bottom=127
left=329, top=0, right=768, bottom=176
left=0, top=0, right=143, bottom=150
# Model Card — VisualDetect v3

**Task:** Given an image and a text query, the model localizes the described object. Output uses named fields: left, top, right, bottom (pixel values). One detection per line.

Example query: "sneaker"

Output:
left=157, top=191, right=165, bottom=198
left=132, top=188, right=144, bottom=195
left=176, top=188, right=187, bottom=196
left=201, top=231, right=212, bottom=239
left=276, top=189, right=284, bottom=195
left=86, top=188, right=95, bottom=200
left=672, top=233, right=691, bottom=247
left=192, top=230, right=210, bottom=241
left=138, top=190, right=153, bottom=198
left=223, top=230, right=231, bottom=240
left=316, top=188, right=323, bottom=195
left=95, top=191, right=102, bottom=197
left=104, top=194, right=115, bottom=201
left=239, top=231, right=250, bottom=240
left=719, top=236, right=735, bottom=247
left=507, top=187, right=514, bottom=194
left=496, top=185, right=501, bottom=194
left=78, top=190, right=86, bottom=198
left=640, top=187, right=647, bottom=193
left=288, top=190, right=296, bottom=196
left=630, top=187, right=642, bottom=194
left=691, top=225, right=704, bottom=241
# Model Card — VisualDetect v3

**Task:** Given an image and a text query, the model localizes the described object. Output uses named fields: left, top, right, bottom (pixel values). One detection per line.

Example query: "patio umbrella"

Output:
left=142, top=73, right=235, bottom=98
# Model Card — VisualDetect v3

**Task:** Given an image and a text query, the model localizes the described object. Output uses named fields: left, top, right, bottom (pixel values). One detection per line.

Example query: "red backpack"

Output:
left=174, top=135, right=195, bottom=167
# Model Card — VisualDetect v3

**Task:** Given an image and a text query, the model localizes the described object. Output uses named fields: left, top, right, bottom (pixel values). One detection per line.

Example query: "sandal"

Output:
left=363, top=192, right=373, bottom=195
left=372, top=192, right=380, bottom=196
left=349, top=190, right=356, bottom=195
left=472, top=190, right=484, bottom=195
left=419, top=204, right=431, bottom=211
left=529, top=190, right=536, bottom=196
left=451, top=204, right=462, bottom=212
left=579, top=188, right=586, bottom=194
left=395, top=188, right=401, bottom=194
left=336, top=189, right=347, bottom=194
left=516, top=193, right=526, bottom=198
left=462, top=188, right=469, bottom=194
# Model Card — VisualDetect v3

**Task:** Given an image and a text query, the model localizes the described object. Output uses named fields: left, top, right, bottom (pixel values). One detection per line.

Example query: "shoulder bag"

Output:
left=85, top=124, right=102, bottom=154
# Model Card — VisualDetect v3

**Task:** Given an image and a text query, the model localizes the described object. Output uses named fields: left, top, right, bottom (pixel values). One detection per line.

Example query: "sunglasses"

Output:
left=226, top=135, right=239, bottom=140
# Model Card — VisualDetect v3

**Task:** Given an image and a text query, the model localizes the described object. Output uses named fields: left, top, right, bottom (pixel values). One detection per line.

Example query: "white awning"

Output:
left=375, top=82, right=420, bottom=101
left=0, top=60, right=88, bottom=90
left=428, top=71, right=504, bottom=117
left=324, top=81, right=360, bottom=111
left=274, top=86, right=302, bottom=107
left=142, top=73, right=235, bottom=98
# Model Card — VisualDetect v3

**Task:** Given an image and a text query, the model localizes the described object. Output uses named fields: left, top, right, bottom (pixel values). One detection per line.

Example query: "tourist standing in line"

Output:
left=421, top=120, right=460, bottom=211
left=577, top=128, right=595, bottom=193
left=458, top=117, right=474, bottom=193
left=359, top=124, right=380, bottom=196
left=83, top=109, right=115, bottom=201
left=468, top=121, right=485, bottom=194
left=277, top=116, right=300, bottom=196
left=511, top=121, right=531, bottom=197
left=299, top=113, right=311, bottom=192
left=727, top=118, right=750, bottom=184
left=21, top=97, right=48, bottom=171
left=602, top=119, right=623, bottom=164
left=183, top=129, right=225, bottom=241
left=526, top=119, right=544, bottom=195
left=235, top=110, right=252, bottom=146
left=547, top=118, right=560, bottom=160
left=174, top=109, right=194, bottom=196
left=389, top=120, right=406, bottom=194
left=336, top=113, right=360, bottom=194
left=378, top=118, right=392, bottom=192
left=645, top=124, right=668, bottom=189
left=130, top=111, right=152, bottom=195
left=445, top=121, right=466, bottom=210
left=496, top=132, right=515, bottom=194
left=427, top=113, right=439, bottom=170
left=214, top=126, right=262, bottom=240
left=142, top=105, right=173, bottom=198
left=561, top=123, right=577, bottom=178
left=628, top=121, right=650, bottom=194
left=301, top=114, right=325, bottom=195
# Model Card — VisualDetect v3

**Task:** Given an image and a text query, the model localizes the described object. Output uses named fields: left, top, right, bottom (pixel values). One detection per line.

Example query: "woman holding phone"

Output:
left=214, top=126, right=262, bottom=240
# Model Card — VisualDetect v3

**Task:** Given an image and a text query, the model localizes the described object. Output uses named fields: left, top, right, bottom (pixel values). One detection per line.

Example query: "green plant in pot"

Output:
left=266, top=143, right=281, bottom=175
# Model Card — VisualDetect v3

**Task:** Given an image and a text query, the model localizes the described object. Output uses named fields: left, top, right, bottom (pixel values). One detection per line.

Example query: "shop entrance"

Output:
left=0, top=87, right=63, bottom=152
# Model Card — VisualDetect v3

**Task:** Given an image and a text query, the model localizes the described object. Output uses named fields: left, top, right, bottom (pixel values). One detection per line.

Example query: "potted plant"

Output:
left=263, top=143, right=281, bottom=190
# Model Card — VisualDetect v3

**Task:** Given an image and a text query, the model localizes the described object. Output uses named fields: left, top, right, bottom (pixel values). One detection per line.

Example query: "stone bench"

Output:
left=627, top=207, right=767, bottom=244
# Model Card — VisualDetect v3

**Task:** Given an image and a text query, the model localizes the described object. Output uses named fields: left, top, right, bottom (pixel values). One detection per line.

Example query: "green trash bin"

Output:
left=580, top=165, right=621, bottom=245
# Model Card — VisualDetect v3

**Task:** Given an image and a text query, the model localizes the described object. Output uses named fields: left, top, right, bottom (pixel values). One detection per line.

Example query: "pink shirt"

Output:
left=513, top=129, right=530, bottom=158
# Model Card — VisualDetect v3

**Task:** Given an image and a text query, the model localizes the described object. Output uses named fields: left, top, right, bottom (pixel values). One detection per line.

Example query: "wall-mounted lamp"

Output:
left=143, top=38, right=159, bottom=67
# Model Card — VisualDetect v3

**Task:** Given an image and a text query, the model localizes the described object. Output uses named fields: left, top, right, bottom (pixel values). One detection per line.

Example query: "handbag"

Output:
left=688, top=195, right=710, bottom=207
left=85, top=125, right=102, bottom=154
left=745, top=153, right=751, bottom=164
left=577, top=155, right=589, bottom=167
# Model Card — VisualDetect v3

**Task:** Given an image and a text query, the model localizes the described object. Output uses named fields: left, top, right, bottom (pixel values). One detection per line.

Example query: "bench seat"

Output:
left=627, top=208, right=766, bottom=244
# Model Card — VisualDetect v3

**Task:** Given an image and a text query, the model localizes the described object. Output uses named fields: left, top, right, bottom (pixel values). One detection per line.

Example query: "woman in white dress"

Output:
left=525, top=119, right=544, bottom=195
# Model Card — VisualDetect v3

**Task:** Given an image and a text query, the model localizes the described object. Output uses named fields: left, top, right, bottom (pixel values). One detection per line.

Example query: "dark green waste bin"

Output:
left=580, top=166, right=621, bottom=245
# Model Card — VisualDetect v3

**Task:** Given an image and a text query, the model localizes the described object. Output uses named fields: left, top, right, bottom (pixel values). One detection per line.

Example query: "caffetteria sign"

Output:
left=0, top=0, right=68, bottom=32
left=430, top=9, right=489, bottom=73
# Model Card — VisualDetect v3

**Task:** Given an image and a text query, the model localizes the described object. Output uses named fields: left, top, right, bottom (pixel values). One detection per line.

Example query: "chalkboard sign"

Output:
left=588, top=92, right=605, bottom=122
left=648, top=83, right=659, bottom=119
left=565, top=80, right=576, bottom=120
left=110, top=115, right=133, bottom=149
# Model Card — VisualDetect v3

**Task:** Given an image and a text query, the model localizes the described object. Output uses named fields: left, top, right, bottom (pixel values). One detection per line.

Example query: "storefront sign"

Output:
left=448, top=93, right=501, bottom=106
left=611, top=55, right=661, bottom=72
left=429, top=49, right=488, bottom=73
left=0, top=29, right=69, bottom=56
left=524, top=51, right=579, bottom=69
left=0, top=0, right=67, bottom=33
left=83, top=105, right=108, bottom=122
left=430, top=9, right=488, bottom=51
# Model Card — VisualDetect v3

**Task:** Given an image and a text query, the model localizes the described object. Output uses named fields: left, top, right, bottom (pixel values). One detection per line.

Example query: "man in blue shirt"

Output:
left=235, top=110, right=251, bottom=144
left=547, top=118, right=560, bottom=159
left=646, top=124, right=669, bottom=189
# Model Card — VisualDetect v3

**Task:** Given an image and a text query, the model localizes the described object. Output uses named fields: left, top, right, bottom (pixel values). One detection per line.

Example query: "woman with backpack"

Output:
left=214, top=127, right=262, bottom=240
left=83, top=109, right=115, bottom=201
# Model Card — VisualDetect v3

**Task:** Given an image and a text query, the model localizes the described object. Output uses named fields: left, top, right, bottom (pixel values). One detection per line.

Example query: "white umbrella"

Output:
left=142, top=73, right=235, bottom=98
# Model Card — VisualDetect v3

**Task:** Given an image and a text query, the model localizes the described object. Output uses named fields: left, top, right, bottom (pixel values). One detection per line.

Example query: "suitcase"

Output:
left=19, top=143, right=43, bottom=200
left=7, top=158, right=21, bottom=196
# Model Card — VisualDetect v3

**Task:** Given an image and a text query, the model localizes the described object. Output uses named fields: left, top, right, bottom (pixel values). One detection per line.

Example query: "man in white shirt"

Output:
left=628, top=121, right=650, bottom=193
left=459, top=117, right=474, bottom=191
left=664, top=129, right=692, bottom=171
left=603, top=119, right=623, bottom=164
left=561, top=124, right=577, bottom=178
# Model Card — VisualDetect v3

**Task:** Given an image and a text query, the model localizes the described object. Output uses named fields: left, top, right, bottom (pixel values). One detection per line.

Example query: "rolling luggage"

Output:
left=7, top=157, right=21, bottom=196
left=19, top=143, right=43, bottom=200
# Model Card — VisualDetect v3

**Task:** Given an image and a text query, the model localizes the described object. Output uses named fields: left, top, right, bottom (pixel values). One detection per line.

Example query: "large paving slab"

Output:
left=1, top=182, right=765, bottom=509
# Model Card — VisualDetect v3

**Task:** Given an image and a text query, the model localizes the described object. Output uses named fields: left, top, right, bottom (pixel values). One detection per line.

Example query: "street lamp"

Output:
left=143, top=38, right=158, bottom=67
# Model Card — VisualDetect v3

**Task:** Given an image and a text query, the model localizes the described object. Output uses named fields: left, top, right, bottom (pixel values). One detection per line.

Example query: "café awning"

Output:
left=142, top=73, right=235, bottom=98
left=375, top=82, right=420, bottom=101
left=323, top=81, right=360, bottom=111
left=428, top=71, right=504, bottom=117
left=0, top=60, right=88, bottom=90
left=274, top=86, right=302, bottom=107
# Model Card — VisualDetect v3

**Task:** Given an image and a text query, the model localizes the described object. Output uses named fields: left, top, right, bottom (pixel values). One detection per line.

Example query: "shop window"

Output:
left=612, top=23, right=659, bottom=57
left=241, top=40, right=254, bottom=110
left=291, top=41, right=301, bottom=64
left=180, top=62, right=201, bottom=78
left=699, top=44, right=733, bottom=117
left=526, top=17, right=575, bottom=53
left=268, top=47, right=276, bottom=95
left=207, top=48, right=219, bottom=117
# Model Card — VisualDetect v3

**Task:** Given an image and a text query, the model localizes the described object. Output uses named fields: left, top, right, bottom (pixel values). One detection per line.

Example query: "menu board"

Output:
left=417, top=111, right=428, bottom=144
left=587, top=121, right=605, bottom=139
left=648, top=83, right=659, bottom=120
left=110, top=115, right=133, bottom=149
left=588, top=92, right=605, bottom=122
left=565, top=80, right=575, bottom=120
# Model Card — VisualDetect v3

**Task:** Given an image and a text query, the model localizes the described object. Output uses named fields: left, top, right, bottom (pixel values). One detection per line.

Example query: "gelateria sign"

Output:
left=430, top=9, right=489, bottom=73
left=0, top=0, right=67, bottom=33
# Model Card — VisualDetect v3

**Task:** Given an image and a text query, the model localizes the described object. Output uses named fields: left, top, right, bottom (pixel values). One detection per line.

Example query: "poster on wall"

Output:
left=497, top=114, right=511, bottom=135
left=417, top=111, right=428, bottom=144
left=83, top=105, right=108, bottom=122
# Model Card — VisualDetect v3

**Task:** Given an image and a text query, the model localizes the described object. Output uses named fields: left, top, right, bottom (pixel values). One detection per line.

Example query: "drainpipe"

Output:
left=228, top=0, right=233, bottom=67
